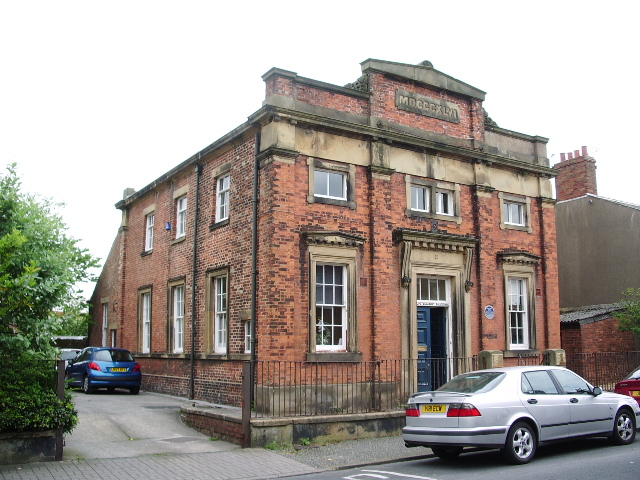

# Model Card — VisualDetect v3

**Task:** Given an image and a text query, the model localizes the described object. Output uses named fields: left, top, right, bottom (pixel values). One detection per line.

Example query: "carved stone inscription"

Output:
left=396, top=89, right=460, bottom=124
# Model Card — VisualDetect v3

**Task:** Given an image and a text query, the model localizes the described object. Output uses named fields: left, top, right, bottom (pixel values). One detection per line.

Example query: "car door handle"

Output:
left=527, top=399, right=538, bottom=404
left=570, top=398, right=579, bottom=403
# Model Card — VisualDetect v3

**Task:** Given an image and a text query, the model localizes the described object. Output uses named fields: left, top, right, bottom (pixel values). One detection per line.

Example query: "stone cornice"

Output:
left=394, top=229, right=478, bottom=252
left=302, top=231, right=366, bottom=247
left=498, top=251, right=541, bottom=266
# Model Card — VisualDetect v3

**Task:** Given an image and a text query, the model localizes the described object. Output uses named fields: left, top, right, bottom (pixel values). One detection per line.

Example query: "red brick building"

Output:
left=90, top=59, right=561, bottom=406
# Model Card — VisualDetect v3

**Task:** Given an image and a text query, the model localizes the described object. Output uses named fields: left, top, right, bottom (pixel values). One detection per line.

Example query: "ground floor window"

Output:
left=304, top=232, right=363, bottom=361
left=168, top=281, right=185, bottom=353
left=138, top=288, right=152, bottom=353
left=500, top=252, right=538, bottom=352
left=315, top=263, right=347, bottom=350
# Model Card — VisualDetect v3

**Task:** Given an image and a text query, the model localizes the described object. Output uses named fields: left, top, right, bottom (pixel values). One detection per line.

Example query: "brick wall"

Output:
left=562, top=316, right=637, bottom=354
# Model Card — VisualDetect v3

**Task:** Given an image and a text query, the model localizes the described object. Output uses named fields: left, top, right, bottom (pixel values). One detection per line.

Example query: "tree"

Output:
left=0, top=163, right=99, bottom=357
left=618, top=288, right=640, bottom=337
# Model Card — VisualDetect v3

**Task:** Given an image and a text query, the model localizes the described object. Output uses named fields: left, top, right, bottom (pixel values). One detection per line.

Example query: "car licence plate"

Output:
left=111, top=367, right=127, bottom=372
left=421, top=404, right=446, bottom=413
left=631, top=390, right=640, bottom=397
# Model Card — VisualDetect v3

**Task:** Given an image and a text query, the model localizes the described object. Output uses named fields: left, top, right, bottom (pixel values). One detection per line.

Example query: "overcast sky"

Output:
left=2, top=1, right=638, bottom=298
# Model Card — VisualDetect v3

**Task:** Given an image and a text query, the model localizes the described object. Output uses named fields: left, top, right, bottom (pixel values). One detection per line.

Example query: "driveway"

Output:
left=64, top=389, right=239, bottom=460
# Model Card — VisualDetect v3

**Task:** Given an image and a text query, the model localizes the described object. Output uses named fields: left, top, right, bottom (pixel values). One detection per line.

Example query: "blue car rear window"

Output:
left=94, top=350, right=134, bottom=362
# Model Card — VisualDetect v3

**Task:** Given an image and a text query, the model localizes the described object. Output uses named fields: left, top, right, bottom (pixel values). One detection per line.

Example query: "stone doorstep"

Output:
left=180, top=402, right=405, bottom=427
left=250, top=410, right=405, bottom=428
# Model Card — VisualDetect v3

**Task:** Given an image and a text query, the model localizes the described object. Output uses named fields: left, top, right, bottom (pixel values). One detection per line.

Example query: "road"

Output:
left=283, top=437, right=640, bottom=480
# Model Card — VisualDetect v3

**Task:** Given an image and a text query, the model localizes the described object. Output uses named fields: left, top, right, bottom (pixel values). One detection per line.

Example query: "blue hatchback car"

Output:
left=66, top=347, right=142, bottom=394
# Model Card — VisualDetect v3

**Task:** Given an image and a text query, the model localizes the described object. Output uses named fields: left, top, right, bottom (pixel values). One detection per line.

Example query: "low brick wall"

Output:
left=180, top=402, right=404, bottom=448
left=180, top=404, right=244, bottom=445
left=0, top=430, right=57, bottom=465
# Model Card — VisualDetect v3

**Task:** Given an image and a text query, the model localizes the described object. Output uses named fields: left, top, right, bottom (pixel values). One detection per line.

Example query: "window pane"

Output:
left=315, top=264, right=347, bottom=349
left=328, top=171, right=344, bottom=198
left=411, top=186, right=428, bottom=211
left=437, top=279, right=446, bottom=300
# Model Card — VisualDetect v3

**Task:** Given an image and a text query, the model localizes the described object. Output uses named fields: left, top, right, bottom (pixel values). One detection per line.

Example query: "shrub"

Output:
left=0, top=357, right=78, bottom=434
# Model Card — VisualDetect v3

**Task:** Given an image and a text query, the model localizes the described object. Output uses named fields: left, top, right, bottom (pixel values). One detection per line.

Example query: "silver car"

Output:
left=402, top=365, right=640, bottom=464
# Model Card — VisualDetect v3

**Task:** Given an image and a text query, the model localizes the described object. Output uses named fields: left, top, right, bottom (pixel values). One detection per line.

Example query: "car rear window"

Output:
left=627, top=367, right=640, bottom=380
left=95, top=350, right=134, bottom=362
left=436, top=372, right=505, bottom=393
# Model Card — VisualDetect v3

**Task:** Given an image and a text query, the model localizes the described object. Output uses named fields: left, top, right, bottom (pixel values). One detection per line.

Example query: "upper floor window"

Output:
left=176, top=196, right=187, bottom=238
left=145, top=213, right=155, bottom=251
left=102, top=302, right=108, bottom=347
left=405, top=176, right=461, bottom=224
left=216, top=174, right=231, bottom=223
left=307, top=158, right=356, bottom=209
left=315, top=170, right=346, bottom=200
left=435, top=189, right=454, bottom=216
left=411, top=185, right=430, bottom=212
left=499, top=193, right=532, bottom=233
left=504, top=201, right=525, bottom=226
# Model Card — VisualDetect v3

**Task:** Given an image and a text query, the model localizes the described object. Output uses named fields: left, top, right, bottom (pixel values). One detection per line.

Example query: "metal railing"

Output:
left=252, top=357, right=478, bottom=418
left=565, top=351, right=640, bottom=391
left=249, top=352, right=640, bottom=417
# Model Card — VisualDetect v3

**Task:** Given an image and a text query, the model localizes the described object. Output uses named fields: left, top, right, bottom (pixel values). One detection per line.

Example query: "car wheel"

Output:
left=502, top=421, right=536, bottom=464
left=82, top=375, right=93, bottom=394
left=610, top=408, right=636, bottom=445
left=431, top=446, right=463, bottom=460
left=129, top=387, right=140, bottom=395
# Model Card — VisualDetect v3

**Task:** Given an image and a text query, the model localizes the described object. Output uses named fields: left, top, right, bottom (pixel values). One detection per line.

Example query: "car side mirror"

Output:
left=592, top=386, right=602, bottom=396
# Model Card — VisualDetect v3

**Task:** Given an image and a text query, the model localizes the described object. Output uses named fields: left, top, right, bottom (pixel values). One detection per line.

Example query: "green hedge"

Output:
left=0, top=358, right=78, bottom=434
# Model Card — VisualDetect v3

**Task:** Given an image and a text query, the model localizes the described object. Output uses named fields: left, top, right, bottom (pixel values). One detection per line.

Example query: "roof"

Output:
left=560, top=303, right=623, bottom=325
left=557, top=193, right=640, bottom=211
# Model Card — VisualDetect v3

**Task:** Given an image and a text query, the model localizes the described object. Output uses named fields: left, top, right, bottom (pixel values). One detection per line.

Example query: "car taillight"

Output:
left=133, top=363, right=141, bottom=372
left=447, top=403, right=481, bottom=417
left=89, top=362, right=102, bottom=371
left=405, top=406, right=420, bottom=417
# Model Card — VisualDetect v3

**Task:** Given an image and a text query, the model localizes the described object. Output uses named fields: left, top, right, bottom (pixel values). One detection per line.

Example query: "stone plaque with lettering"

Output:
left=396, top=89, right=460, bottom=124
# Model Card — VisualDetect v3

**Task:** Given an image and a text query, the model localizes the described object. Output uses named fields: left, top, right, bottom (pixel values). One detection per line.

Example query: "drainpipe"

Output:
left=190, top=160, right=202, bottom=400
left=249, top=131, right=261, bottom=403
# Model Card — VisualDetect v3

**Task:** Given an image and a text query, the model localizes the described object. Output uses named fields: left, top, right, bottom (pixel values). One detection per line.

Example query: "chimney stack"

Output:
left=553, top=146, right=597, bottom=201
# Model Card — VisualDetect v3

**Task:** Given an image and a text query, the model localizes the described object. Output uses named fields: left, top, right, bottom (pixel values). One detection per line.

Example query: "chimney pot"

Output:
left=560, top=153, right=566, bottom=161
left=582, top=146, right=588, bottom=156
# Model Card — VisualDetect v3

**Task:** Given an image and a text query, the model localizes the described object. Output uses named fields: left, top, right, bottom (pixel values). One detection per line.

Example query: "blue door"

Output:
left=417, top=306, right=447, bottom=392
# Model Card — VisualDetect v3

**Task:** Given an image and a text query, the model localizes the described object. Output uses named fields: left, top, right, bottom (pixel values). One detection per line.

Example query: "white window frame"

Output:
left=244, top=320, right=252, bottom=354
left=411, top=185, right=430, bottom=212
left=176, top=196, right=187, bottom=238
left=315, top=263, right=348, bottom=351
left=216, top=174, right=231, bottom=222
left=173, top=285, right=185, bottom=353
left=141, top=291, right=151, bottom=353
left=307, top=158, right=356, bottom=209
left=102, top=303, right=108, bottom=347
left=507, top=277, right=529, bottom=349
left=405, top=176, right=461, bottom=224
left=499, top=193, right=532, bottom=233
left=435, top=189, right=454, bottom=216
left=214, top=275, right=228, bottom=354
left=504, top=201, right=525, bottom=226
left=145, top=213, right=155, bottom=251
left=314, top=169, right=347, bottom=200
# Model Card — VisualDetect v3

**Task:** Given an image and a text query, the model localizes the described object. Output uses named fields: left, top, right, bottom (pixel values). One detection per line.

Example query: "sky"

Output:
left=1, top=1, right=638, bottom=298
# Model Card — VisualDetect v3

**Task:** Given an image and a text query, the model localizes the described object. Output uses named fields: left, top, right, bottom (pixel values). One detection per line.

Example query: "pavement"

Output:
left=0, top=390, right=430, bottom=480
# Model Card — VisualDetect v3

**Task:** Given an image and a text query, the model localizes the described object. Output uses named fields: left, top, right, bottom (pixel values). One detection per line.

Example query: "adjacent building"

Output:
left=554, top=147, right=640, bottom=353
left=90, top=59, right=561, bottom=406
